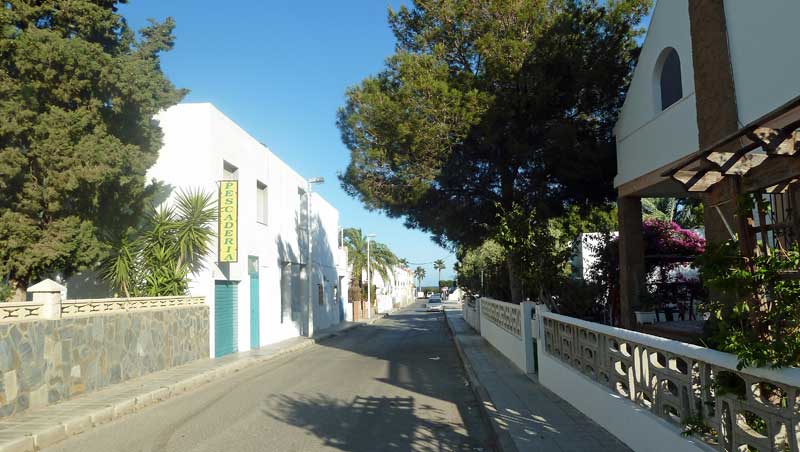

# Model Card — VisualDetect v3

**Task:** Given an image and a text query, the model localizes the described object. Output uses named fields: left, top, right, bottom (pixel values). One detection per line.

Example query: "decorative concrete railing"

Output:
left=479, top=298, right=534, bottom=374
left=0, top=279, right=206, bottom=322
left=541, top=310, right=800, bottom=452
left=61, top=296, right=205, bottom=317
left=481, top=297, right=522, bottom=338
left=0, top=302, right=44, bottom=321
left=0, top=296, right=205, bottom=322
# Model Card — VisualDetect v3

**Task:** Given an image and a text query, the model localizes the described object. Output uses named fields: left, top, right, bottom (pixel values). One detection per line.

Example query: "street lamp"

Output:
left=306, top=176, right=324, bottom=337
left=366, top=233, right=376, bottom=319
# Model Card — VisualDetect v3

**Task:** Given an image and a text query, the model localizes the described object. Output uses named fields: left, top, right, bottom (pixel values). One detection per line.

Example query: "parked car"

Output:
left=426, top=295, right=443, bottom=312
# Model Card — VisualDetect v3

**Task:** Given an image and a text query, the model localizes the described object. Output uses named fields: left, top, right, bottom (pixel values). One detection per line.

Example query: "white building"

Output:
left=367, top=265, right=415, bottom=314
left=146, top=103, right=347, bottom=357
left=570, top=233, right=613, bottom=281
left=612, top=0, right=800, bottom=325
left=392, top=266, right=415, bottom=308
left=614, top=0, right=800, bottom=191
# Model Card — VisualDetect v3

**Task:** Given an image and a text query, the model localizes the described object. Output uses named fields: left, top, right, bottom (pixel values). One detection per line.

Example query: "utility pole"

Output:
left=306, top=177, right=324, bottom=337
left=366, top=233, right=375, bottom=318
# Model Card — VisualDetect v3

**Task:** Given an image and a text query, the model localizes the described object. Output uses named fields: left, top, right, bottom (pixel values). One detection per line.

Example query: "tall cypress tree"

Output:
left=0, top=1, right=185, bottom=297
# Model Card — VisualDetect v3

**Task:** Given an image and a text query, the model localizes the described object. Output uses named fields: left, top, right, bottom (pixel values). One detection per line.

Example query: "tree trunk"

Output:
left=507, top=256, right=523, bottom=303
left=618, top=197, right=645, bottom=329
left=12, top=286, right=25, bottom=302
left=9, top=279, right=26, bottom=302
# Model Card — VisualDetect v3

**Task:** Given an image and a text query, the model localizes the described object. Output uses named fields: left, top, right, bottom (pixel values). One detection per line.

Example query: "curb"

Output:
left=444, top=310, right=519, bottom=452
left=0, top=319, right=377, bottom=452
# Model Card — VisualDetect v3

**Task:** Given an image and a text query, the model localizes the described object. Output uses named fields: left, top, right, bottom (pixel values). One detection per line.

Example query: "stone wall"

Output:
left=0, top=305, right=208, bottom=418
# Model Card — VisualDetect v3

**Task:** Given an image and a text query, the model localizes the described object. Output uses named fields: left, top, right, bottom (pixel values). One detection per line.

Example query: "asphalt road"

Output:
left=47, top=302, right=492, bottom=452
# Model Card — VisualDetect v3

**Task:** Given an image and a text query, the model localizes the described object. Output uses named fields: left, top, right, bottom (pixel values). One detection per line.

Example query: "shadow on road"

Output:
left=263, top=393, right=478, bottom=451
left=262, top=306, right=493, bottom=451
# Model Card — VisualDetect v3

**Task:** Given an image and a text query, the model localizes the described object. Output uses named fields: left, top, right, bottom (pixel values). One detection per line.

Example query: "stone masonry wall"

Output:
left=687, top=0, right=757, bottom=256
left=0, top=305, right=209, bottom=418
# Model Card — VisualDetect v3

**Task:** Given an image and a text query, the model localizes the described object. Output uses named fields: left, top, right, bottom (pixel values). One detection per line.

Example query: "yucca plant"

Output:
left=102, top=189, right=217, bottom=297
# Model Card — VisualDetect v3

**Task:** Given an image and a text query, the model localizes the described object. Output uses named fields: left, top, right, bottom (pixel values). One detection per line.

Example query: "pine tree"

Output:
left=338, top=0, right=651, bottom=301
left=0, top=1, right=185, bottom=296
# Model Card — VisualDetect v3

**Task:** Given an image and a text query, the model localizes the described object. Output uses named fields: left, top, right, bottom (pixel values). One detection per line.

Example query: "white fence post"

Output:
left=476, top=298, right=481, bottom=332
left=27, top=279, right=65, bottom=320
left=534, top=303, right=548, bottom=339
left=521, top=301, right=535, bottom=374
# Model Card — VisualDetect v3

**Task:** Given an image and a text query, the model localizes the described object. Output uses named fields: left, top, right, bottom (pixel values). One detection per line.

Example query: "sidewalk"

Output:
left=0, top=316, right=383, bottom=452
left=444, top=308, right=631, bottom=452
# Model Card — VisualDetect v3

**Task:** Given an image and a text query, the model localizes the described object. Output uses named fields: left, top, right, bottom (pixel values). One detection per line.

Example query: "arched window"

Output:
left=659, top=48, right=683, bottom=110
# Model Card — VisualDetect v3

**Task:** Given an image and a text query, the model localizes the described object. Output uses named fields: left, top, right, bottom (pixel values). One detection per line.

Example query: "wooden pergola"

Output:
left=665, top=95, right=800, bottom=194
left=616, top=95, right=800, bottom=328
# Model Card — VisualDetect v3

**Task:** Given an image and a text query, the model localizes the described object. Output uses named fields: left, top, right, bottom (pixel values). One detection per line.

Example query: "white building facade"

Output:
left=370, top=265, right=415, bottom=314
left=614, top=0, right=800, bottom=191
left=147, top=103, right=347, bottom=357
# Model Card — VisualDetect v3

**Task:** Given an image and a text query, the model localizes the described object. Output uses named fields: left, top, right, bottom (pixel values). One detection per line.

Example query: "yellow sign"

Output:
left=218, top=180, right=238, bottom=262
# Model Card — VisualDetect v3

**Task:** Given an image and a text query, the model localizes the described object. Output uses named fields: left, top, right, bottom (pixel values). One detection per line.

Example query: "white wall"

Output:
left=479, top=299, right=528, bottom=373
left=392, top=267, right=415, bottom=308
left=369, top=265, right=414, bottom=313
left=310, top=195, right=345, bottom=332
left=615, top=0, right=800, bottom=187
left=572, top=232, right=618, bottom=280
left=724, top=0, right=800, bottom=125
left=463, top=299, right=480, bottom=333
left=614, top=0, right=699, bottom=187
left=148, top=103, right=343, bottom=356
left=536, top=351, right=706, bottom=452
left=533, top=307, right=714, bottom=452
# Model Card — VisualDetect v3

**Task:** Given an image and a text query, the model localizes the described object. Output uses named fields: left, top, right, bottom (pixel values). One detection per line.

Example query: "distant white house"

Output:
left=570, top=233, right=613, bottom=281
left=142, top=103, right=347, bottom=357
left=570, top=231, right=700, bottom=283
left=370, top=265, right=415, bottom=314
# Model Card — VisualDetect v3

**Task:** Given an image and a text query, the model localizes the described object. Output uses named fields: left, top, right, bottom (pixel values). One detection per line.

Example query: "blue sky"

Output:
left=120, top=0, right=455, bottom=285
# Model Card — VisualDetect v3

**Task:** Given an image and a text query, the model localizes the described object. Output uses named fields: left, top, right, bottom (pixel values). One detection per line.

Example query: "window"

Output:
left=222, top=161, right=238, bottom=180
left=256, top=181, right=267, bottom=224
left=659, top=48, right=683, bottom=110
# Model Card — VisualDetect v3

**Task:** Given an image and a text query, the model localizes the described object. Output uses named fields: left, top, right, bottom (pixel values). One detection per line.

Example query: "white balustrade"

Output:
left=481, top=297, right=521, bottom=337
left=0, top=302, right=44, bottom=321
left=541, top=311, right=800, bottom=452
left=1, top=279, right=205, bottom=322
left=61, top=296, right=205, bottom=317
left=479, top=298, right=535, bottom=373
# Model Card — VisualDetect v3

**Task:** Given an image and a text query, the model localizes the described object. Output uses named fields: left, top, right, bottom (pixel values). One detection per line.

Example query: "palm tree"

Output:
left=342, top=228, right=398, bottom=293
left=642, top=198, right=678, bottom=222
left=642, top=198, right=703, bottom=228
left=398, top=258, right=409, bottom=267
left=103, top=188, right=217, bottom=297
left=434, top=259, right=445, bottom=287
left=414, top=267, right=426, bottom=290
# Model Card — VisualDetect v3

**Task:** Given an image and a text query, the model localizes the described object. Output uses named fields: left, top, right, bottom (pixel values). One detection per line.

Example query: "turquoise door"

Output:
left=249, top=256, right=260, bottom=349
left=214, top=281, right=238, bottom=357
